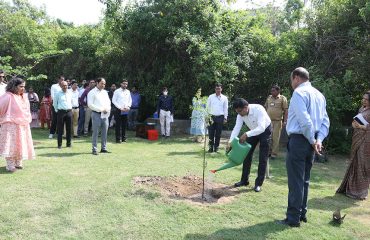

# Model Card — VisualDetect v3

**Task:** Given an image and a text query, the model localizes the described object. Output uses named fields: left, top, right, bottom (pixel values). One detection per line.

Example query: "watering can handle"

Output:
left=225, top=147, right=231, bottom=157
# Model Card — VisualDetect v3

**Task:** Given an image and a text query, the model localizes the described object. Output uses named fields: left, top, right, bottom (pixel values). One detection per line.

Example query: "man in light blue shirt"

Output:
left=53, top=80, right=73, bottom=149
left=277, top=67, right=330, bottom=227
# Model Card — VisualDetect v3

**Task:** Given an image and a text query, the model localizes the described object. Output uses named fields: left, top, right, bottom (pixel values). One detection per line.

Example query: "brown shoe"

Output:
left=15, top=166, right=23, bottom=170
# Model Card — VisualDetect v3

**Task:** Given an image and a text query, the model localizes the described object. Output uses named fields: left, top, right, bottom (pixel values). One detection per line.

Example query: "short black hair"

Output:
left=162, top=87, right=168, bottom=91
left=271, top=85, right=280, bottom=91
left=366, top=92, right=370, bottom=100
left=44, top=87, right=51, bottom=97
left=71, top=80, right=77, bottom=85
left=233, top=98, right=249, bottom=109
left=96, top=77, right=105, bottom=83
left=215, top=83, right=222, bottom=88
left=291, top=67, right=309, bottom=80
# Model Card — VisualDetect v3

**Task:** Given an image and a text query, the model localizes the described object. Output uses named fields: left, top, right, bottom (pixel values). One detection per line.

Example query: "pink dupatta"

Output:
left=0, top=92, right=31, bottom=126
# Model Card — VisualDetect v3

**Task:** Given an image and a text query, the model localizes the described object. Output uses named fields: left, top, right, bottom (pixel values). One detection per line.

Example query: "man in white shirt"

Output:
left=228, top=98, right=272, bottom=192
left=87, top=78, right=111, bottom=155
left=112, top=79, right=132, bottom=143
left=207, top=83, right=228, bottom=153
left=70, top=80, right=80, bottom=137
left=0, top=70, right=7, bottom=96
left=49, top=75, right=64, bottom=139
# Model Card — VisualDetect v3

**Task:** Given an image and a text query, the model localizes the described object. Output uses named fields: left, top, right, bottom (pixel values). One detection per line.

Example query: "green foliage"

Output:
left=0, top=0, right=71, bottom=85
left=1, top=0, right=369, bottom=154
left=102, top=0, right=253, bottom=118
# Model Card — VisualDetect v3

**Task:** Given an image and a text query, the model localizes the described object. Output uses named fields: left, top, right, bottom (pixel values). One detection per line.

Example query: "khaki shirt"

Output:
left=265, top=94, right=288, bottom=121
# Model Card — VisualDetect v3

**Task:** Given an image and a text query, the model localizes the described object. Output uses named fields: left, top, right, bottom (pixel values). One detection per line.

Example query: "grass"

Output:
left=0, top=128, right=369, bottom=239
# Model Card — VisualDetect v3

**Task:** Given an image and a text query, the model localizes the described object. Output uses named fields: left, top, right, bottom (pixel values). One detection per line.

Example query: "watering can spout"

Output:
left=210, top=137, right=251, bottom=173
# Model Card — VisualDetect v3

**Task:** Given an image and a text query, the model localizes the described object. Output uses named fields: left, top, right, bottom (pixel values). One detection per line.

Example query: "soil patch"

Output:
left=133, top=175, right=241, bottom=205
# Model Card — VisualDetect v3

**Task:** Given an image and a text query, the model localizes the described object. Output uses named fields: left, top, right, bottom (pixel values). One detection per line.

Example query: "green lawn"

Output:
left=0, top=128, right=369, bottom=240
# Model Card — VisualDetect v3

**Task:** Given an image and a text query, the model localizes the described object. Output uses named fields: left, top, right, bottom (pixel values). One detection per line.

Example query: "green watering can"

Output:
left=210, top=137, right=251, bottom=173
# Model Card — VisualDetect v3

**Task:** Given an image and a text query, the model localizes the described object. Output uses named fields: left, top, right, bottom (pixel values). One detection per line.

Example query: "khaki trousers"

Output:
left=72, top=108, right=79, bottom=136
left=271, top=120, right=282, bottom=156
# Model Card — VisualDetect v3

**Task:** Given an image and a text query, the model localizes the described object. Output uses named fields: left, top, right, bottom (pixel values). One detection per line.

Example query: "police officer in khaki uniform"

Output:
left=264, top=85, right=288, bottom=159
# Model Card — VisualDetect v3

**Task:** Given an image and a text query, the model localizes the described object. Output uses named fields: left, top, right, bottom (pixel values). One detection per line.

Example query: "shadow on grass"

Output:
left=0, top=167, right=15, bottom=174
left=34, top=146, right=62, bottom=149
left=167, top=151, right=200, bottom=156
left=308, top=194, right=360, bottom=211
left=37, top=152, right=92, bottom=158
left=184, top=220, right=287, bottom=240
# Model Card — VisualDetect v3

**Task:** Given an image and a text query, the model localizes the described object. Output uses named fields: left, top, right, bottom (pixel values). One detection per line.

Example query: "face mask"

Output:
left=163, top=91, right=168, bottom=96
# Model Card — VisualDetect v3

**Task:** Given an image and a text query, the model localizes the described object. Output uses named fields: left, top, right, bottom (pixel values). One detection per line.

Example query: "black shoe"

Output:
left=254, top=186, right=262, bottom=192
left=74, top=135, right=80, bottom=138
left=208, top=148, right=213, bottom=153
left=100, top=149, right=110, bottom=153
left=122, top=138, right=127, bottom=142
left=300, top=216, right=307, bottom=223
left=276, top=219, right=300, bottom=227
left=214, top=147, right=219, bottom=153
left=92, top=151, right=98, bottom=155
left=58, top=146, right=61, bottom=149
left=66, top=145, right=71, bottom=148
left=234, top=181, right=249, bottom=187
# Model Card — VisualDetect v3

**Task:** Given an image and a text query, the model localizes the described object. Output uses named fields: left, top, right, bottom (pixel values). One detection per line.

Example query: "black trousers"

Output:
left=240, top=125, right=271, bottom=186
left=208, top=115, right=224, bottom=150
left=115, top=112, right=128, bottom=141
left=50, top=105, right=58, bottom=134
left=57, top=110, right=72, bottom=147
left=286, top=134, right=314, bottom=224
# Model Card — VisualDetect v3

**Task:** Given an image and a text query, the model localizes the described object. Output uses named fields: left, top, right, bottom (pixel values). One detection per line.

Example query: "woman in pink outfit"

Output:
left=0, top=78, right=35, bottom=172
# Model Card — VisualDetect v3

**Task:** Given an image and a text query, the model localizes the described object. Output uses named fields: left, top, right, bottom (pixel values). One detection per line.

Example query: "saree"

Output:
left=336, top=107, right=370, bottom=199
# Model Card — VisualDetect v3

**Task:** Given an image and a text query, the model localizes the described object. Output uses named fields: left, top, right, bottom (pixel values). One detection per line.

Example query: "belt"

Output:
left=59, top=109, right=71, bottom=112
left=72, top=107, right=79, bottom=109
left=92, top=110, right=101, bottom=114
left=161, top=108, right=170, bottom=111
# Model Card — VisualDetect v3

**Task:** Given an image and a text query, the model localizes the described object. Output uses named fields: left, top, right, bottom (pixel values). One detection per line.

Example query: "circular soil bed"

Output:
left=133, top=175, right=241, bottom=205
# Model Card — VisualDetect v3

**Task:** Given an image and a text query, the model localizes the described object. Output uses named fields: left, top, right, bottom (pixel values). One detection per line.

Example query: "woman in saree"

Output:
left=337, top=92, right=370, bottom=199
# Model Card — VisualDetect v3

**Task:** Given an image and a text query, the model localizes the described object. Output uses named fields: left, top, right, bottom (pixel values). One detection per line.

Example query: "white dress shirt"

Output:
left=229, top=104, right=271, bottom=141
left=50, top=83, right=62, bottom=100
left=207, top=93, right=228, bottom=119
left=87, top=87, right=111, bottom=113
left=70, top=89, right=80, bottom=108
left=112, top=88, right=132, bottom=110
left=0, top=82, right=6, bottom=96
